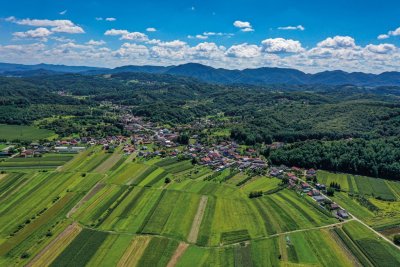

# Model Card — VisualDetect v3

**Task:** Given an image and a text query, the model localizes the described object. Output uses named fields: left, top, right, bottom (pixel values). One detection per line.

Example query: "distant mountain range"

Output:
left=1, top=62, right=400, bottom=87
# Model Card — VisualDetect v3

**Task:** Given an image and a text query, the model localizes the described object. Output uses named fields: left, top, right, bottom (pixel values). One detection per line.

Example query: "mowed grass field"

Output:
left=317, top=170, right=397, bottom=201
left=0, top=154, right=74, bottom=170
left=2, top=148, right=400, bottom=266
left=0, top=124, right=56, bottom=141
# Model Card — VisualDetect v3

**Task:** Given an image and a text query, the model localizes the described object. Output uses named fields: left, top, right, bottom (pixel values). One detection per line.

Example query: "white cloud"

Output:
left=104, top=29, right=148, bottom=41
left=59, top=10, right=67, bottom=15
left=188, top=34, right=208, bottom=40
left=233, top=20, right=254, bottom=32
left=86, top=39, right=106, bottom=46
left=6, top=17, right=84, bottom=34
left=317, top=36, right=356, bottom=49
left=105, top=17, right=116, bottom=22
left=389, top=27, right=400, bottom=36
left=13, top=27, right=52, bottom=40
left=366, top=43, right=396, bottom=54
left=95, top=17, right=103, bottom=21
left=1, top=30, right=400, bottom=74
left=278, top=25, right=305, bottom=31
left=146, top=27, right=157, bottom=32
left=203, top=32, right=234, bottom=37
left=378, top=34, right=389, bottom=40
left=113, top=43, right=149, bottom=58
left=261, top=38, right=304, bottom=53
left=378, top=26, right=400, bottom=39
left=226, top=43, right=261, bottom=58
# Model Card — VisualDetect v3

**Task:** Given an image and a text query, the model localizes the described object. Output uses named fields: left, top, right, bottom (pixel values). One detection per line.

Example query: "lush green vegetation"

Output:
left=1, top=147, right=399, bottom=266
left=0, top=124, right=56, bottom=141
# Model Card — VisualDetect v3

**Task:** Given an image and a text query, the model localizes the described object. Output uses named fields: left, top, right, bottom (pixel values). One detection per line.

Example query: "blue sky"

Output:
left=0, top=0, right=399, bottom=73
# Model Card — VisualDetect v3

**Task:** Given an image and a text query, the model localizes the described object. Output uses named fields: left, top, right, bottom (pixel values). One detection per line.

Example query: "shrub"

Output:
left=394, top=234, right=400, bottom=246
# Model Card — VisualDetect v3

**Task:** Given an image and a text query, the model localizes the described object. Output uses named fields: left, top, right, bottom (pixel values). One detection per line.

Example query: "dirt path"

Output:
left=27, top=223, right=81, bottom=267
left=166, top=242, right=189, bottom=267
left=67, top=183, right=105, bottom=218
left=0, top=173, right=7, bottom=182
left=187, top=195, right=208, bottom=243
left=94, top=152, right=122, bottom=173
left=329, top=228, right=363, bottom=267
left=117, top=236, right=151, bottom=267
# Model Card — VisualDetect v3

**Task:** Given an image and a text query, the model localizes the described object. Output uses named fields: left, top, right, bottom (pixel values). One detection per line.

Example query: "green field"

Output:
left=0, top=154, right=74, bottom=170
left=1, top=148, right=399, bottom=266
left=0, top=124, right=56, bottom=141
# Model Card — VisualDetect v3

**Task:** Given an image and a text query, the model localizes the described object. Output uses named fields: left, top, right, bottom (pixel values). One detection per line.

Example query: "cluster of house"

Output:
left=270, top=166, right=350, bottom=220
left=186, top=141, right=267, bottom=171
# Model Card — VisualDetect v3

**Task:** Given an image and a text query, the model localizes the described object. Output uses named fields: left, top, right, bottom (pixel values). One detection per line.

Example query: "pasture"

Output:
left=0, top=154, right=74, bottom=170
left=0, top=124, right=56, bottom=141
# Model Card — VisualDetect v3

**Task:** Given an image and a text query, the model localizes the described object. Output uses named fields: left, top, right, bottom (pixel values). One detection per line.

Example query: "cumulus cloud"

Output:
left=261, top=38, right=304, bottom=53
left=366, top=43, right=396, bottom=54
left=104, top=29, right=148, bottom=41
left=86, top=40, right=106, bottom=46
left=389, top=27, right=400, bottom=36
left=113, top=43, right=149, bottom=58
left=146, top=27, right=157, bottom=32
left=6, top=17, right=84, bottom=34
left=378, top=26, right=400, bottom=39
left=105, top=17, right=116, bottom=21
left=317, top=36, right=356, bottom=49
left=13, top=27, right=52, bottom=41
left=233, top=20, right=254, bottom=32
left=378, top=34, right=389, bottom=40
left=59, top=10, right=67, bottom=15
left=278, top=25, right=305, bottom=31
left=226, top=43, right=261, bottom=58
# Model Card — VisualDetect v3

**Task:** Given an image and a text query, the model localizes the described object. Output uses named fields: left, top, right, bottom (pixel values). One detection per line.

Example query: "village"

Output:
left=0, top=113, right=350, bottom=221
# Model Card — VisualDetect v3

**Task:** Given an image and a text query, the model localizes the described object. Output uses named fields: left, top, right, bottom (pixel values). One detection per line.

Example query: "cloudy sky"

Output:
left=0, top=0, right=399, bottom=73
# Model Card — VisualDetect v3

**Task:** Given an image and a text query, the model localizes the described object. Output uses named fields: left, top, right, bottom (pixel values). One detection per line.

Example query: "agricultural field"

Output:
left=319, top=170, right=400, bottom=230
left=0, top=153, right=74, bottom=170
left=0, top=124, right=56, bottom=142
left=1, top=147, right=399, bottom=266
left=317, top=170, right=397, bottom=201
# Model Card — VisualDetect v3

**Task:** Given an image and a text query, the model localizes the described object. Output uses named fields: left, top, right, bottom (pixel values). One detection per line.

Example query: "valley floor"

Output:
left=0, top=146, right=399, bottom=267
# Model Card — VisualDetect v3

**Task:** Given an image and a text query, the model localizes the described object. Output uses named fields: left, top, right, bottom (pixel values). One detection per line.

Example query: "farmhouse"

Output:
left=337, top=209, right=349, bottom=219
left=313, top=195, right=326, bottom=202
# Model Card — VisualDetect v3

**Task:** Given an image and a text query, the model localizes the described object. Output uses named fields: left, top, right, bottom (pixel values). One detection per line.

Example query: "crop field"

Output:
left=241, top=176, right=281, bottom=193
left=1, top=148, right=399, bottom=266
left=0, top=154, right=73, bottom=170
left=317, top=171, right=397, bottom=201
left=341, top=221, right=400, bottom=266
left=0, top=124, right=56, bottom=142
left=331, top=192, right=400, bottom=228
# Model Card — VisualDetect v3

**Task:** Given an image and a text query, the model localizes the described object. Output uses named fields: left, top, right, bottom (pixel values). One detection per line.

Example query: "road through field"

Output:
left=187, top=195, right=208, bottom=243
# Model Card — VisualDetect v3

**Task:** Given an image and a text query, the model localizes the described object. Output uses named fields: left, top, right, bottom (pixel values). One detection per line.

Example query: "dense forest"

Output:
left=1, top=72, right=400, bottom=180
